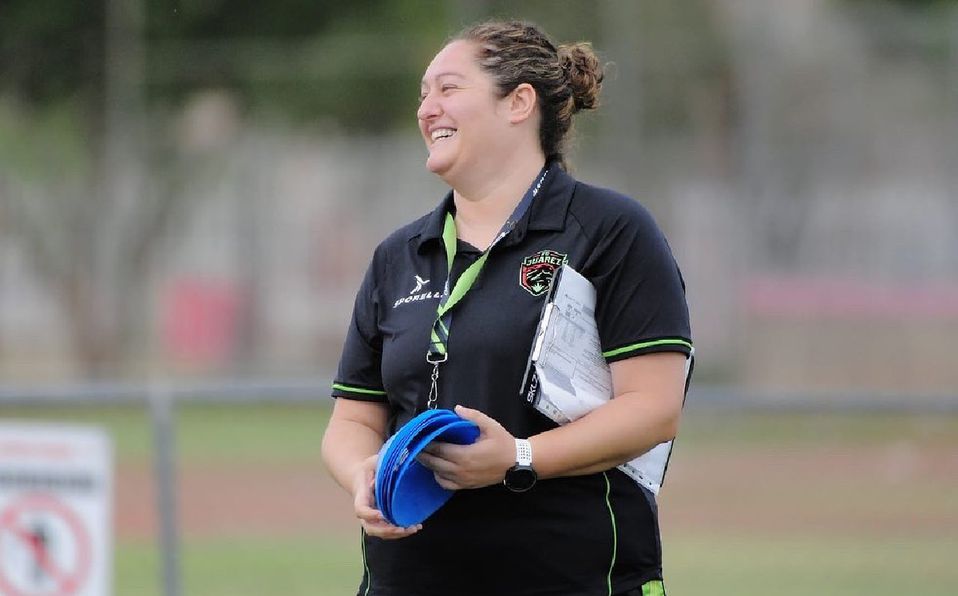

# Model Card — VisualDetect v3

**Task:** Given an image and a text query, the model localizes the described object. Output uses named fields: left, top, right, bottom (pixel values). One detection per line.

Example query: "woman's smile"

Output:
left=430, top=128, right=457, bottom=142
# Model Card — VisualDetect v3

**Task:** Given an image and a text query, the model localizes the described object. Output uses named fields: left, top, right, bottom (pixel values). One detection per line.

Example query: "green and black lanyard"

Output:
left=424, top=164, right=552, bottom=409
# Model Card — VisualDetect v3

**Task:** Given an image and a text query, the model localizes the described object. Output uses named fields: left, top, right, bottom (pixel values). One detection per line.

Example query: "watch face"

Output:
left=504, top=466, right=537, bottom=492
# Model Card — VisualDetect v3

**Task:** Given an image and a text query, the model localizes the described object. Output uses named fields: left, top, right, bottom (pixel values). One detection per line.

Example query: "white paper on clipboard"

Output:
left=520, top=264, right=685, bottom=494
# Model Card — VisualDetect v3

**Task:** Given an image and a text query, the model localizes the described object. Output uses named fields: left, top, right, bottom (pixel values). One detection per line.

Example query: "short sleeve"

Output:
left=587, top=201, right=692, bottom=363
left=331, top=254, right=388, bottom=402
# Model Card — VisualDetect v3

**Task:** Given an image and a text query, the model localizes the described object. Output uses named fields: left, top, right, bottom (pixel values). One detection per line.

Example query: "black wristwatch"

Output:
left=503, top=438, right=537, bottom=492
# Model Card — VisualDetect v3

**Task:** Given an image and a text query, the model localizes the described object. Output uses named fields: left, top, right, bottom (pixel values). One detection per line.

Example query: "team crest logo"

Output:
left=519, top=250, right=568, bottom=296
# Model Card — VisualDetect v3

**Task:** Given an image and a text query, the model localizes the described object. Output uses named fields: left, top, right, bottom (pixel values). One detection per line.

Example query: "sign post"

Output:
left=0, top=423, right=113, bottom=596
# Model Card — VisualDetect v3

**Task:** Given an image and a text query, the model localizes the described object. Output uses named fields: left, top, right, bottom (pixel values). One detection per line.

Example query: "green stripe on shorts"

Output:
left=642, top=579, right=666, bottom=596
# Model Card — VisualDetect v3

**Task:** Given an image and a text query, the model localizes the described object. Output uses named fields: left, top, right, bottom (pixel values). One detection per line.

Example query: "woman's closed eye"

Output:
left=419, top=85, right=458, bottom=102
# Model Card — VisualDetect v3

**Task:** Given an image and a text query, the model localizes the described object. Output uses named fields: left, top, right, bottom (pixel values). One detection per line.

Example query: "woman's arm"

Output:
left=529, top=351, right=686, bottom=479
left=322, top=398, right=389, bottom=490
left=322, top=398, right=422, bottom=537
left=417, top=351, right=688, bottom=488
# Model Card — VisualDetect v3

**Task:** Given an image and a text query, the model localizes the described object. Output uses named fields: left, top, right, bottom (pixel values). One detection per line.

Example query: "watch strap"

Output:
left=514, top=438, right=532, bottom=467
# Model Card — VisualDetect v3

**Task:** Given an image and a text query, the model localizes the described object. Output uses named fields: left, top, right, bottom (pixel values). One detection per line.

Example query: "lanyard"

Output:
left=424, top=164, right=551, bottom=409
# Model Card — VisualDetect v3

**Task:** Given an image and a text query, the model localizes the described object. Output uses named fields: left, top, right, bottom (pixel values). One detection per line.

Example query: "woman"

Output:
left=322, top=20, right=692, bottom=596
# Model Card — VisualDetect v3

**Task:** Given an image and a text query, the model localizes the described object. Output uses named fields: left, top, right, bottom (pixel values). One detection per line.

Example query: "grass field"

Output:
left=3, top=402, right=956, bottom=595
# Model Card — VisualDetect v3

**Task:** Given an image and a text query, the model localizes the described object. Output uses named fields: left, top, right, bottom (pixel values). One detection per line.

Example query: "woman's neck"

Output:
left=452, top=155, right=547, bottom=250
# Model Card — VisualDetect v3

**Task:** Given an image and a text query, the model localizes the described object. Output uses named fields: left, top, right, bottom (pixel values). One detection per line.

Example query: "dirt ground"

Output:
left=660, top=443, right=958, bottom=538
left=114, top=442, right=958, bottom=541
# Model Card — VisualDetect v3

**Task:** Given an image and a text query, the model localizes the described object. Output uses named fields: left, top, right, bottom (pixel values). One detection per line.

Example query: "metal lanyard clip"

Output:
left=426, top=358, right=445, bottom=410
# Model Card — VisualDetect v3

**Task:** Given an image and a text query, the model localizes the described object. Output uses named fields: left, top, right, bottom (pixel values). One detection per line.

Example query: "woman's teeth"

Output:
left=431, top=128, right=456, bottom=142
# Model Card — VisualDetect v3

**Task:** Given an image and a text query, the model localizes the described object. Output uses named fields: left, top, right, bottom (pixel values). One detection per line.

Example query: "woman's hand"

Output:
left=352, top=454, right=422, bottom=539
left=417, top=405, right=516, bottom=490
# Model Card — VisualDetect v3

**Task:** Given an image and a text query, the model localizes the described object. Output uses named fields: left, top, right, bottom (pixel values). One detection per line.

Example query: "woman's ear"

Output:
left=507, top=83, right=538, bottom=125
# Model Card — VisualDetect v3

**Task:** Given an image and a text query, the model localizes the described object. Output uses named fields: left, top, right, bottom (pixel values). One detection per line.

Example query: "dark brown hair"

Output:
left=453, top=20, right=604, bottom=167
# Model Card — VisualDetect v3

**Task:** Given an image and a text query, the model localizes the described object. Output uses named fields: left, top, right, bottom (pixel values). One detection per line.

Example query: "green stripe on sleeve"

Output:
left=602, top=339, right=693, bottom=359
left=331, top=383, right=387, bottom=396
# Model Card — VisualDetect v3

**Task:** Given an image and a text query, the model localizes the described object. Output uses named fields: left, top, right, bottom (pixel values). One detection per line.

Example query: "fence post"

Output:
left=149, top=385, right=181, bottom=596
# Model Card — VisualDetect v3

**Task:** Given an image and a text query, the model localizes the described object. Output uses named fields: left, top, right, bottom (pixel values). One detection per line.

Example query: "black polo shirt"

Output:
left=332, top=166, right=692, bottom=596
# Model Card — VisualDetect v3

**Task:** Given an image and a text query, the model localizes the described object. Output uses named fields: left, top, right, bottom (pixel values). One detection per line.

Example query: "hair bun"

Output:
left=558, top=42, right=603, bottom=112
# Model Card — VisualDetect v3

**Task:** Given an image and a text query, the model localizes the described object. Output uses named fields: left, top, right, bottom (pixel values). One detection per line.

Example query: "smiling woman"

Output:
left=322, top=20, right=693, bottom=596
left=415, top=26, right=603, bottom=249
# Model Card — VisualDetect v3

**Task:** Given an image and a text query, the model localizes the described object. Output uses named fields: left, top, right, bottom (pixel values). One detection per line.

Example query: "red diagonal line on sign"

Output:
left=8, top=524, right=73, bottom=590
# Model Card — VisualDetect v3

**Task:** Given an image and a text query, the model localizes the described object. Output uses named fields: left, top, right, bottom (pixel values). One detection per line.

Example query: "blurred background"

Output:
left=1, top=0, right=955, bottom=594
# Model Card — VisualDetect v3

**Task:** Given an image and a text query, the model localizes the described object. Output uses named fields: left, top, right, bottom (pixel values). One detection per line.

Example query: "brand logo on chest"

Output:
left=409, top=275, right=430, bottom=294
left=519, top=250, right=568, bottom=296
left=393, top=274, right=441, bottom=309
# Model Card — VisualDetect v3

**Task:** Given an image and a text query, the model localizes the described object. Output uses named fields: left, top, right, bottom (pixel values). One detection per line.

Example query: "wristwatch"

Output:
left=503, top=438, right=537, bottom=492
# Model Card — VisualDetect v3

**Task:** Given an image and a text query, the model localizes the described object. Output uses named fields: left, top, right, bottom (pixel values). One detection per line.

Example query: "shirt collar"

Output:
left=411, top=165, right=576, bottom=253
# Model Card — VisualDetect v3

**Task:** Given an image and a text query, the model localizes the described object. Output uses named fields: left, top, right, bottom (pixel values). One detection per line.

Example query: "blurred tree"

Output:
left=0, top=1, right=105, bottom=106
left=0, top=0, right=451, bottom=127
left=0, top=0, right=448, bottom=377
left=1, top=0, right=156, bottom=376
left=142, top=0, right=451, bottom=130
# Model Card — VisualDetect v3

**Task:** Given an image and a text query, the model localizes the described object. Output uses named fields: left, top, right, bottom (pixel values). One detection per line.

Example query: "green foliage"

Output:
left=146, top=0, right=371, bottom=37
left=0, top=99, right=91, bottom=180
left=0, top=1, right=105, bottom=104
left=2, top=0, right=953, bottom=134
left=0, top=0, right=455, bottom=131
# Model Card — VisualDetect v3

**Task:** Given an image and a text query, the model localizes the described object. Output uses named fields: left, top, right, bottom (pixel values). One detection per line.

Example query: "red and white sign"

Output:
left=0, top=424, right=112, bottom=596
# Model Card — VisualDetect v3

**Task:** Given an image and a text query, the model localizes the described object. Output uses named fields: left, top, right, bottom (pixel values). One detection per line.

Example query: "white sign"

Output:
left=0, top=423, right=113, bottom=596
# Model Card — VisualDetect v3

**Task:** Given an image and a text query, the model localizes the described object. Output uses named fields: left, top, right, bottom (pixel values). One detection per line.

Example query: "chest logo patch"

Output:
left=519, top=250, right=568, bottom=296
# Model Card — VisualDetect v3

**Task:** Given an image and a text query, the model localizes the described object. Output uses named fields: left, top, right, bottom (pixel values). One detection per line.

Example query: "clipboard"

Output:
left=519, top=264, right=690, bottom=494
left=520, top=264, right=566, bottom=409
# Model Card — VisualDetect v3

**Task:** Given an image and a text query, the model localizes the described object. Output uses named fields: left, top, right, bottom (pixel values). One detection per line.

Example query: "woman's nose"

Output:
left=417, top=92, right=440, bottom=121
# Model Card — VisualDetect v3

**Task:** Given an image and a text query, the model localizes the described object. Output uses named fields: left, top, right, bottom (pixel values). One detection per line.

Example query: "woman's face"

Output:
left=417, top=40, right=513, bottom=181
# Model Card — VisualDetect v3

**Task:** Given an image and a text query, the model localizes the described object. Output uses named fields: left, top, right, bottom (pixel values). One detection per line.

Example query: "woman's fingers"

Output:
left=355, top=501, right=383, bottom=522
left=357, top=499, right=422, bottom=539
left=433, top=472, right=462, bottom=491
left=355, top=474, right=422, bottom=539
left=416, top=450, right=457, bottom=474
left=362, top=518, right=423, bottom=539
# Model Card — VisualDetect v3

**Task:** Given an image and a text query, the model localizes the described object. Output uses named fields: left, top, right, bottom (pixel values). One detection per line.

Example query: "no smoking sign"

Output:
left=0, top=493, right=92, bottom=595
left=0, top=424, right=112, bottom=596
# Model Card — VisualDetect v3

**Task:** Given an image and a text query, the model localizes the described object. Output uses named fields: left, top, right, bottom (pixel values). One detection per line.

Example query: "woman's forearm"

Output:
left=528, top=391, right=680, bottom=479
left=321, top=400, right=390, bottom=494
left=528, top=352, right=686, bottom=480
